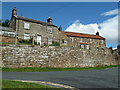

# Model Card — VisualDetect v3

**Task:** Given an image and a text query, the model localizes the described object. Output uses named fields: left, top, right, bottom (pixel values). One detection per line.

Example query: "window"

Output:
left=8, top=32, right=15, bottom=37
left=88, top=38, right=92, bottom=43
left=48, top=37, right=52, bottom=44
left=100, top=40, right=104, bottom=44
left=86, top=45, right=90, bottom=49
left=80, top=44, right=85, bottom=49
left=47, top=27, right=52, bottom=33
left=80, top=38, right=83, bottom=42
left=24, top=22, right=30, bottom=29
left=70, top=37, right=74, bottom=42
left=24, top=33, right=30, bottom=40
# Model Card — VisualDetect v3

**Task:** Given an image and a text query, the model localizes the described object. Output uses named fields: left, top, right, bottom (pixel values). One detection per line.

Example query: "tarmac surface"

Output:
left=2, top=67, right=119, bottom=89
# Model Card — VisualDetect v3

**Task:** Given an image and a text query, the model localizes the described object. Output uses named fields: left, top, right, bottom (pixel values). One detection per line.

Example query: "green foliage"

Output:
left=2, top=19, right=10, bottom=27
left=0, top=20, right=2, bottom=26
left=50, top=41, right=60, bottom=46
left=19, top=38, right=32, bottom=44
left=2, top=65, right=120, bottom=72
left=2, top=80, right=60, bottom=89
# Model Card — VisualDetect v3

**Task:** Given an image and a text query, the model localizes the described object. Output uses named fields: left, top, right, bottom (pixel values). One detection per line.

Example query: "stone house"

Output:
left=62, top=31, right=106, bottom=50
left=9, top=7, right=106, bottom=49
left=9, top=7, right=70, bottom=46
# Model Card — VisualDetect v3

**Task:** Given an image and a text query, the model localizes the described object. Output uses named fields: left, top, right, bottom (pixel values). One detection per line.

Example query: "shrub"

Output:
left=19, top=38, right=32, bottom=44
left=50, top=41, right=60, bottom=46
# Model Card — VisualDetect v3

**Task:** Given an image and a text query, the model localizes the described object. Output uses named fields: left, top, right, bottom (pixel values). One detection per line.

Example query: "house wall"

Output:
left=9, top=17, right=105, bottom=48
left=14, top=19, right=70, bottom=46
left=9, top=17, right=16, bottom=30
left=68, top=36, right=106, bottom=50
left=1, top=46, right=119, bottom=68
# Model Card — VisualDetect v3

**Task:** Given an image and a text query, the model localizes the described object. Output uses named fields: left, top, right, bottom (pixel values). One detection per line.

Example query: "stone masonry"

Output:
left=1, top=46, right=119, bottom=68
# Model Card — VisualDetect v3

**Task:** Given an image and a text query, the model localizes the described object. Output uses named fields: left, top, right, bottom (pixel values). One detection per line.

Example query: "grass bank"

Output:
left=2, top=80, right=60, bottom=89
left=2, top=65, right=120, bottom=72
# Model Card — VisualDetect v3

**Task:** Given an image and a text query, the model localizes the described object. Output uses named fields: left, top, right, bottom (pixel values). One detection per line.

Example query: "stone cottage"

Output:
left=9, top=7, right=70, bottom=46
left=9, top=7, right=106, bottom=50
left=62, top=31, right=106, bottom=50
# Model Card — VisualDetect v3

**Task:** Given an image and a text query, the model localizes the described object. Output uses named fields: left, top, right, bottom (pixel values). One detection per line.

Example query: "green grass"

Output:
left=0, top=42, right=15, bottom=45
left=2, top=80, right=60, bottom=89
left=2, top=65, right=120, bottom=72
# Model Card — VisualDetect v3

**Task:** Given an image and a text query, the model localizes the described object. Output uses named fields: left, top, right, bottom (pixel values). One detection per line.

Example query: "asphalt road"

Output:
left=2, top=67, right=119, bottom=89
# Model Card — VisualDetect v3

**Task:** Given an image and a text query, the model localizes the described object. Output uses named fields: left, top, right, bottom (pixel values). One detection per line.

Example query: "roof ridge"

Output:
left=64, top=31, right=95, bottom=36
left=62, top=31, right=105, bottom=39
left=16, top=15, right=47, bottom=24
left=14, top=15, right=57, bottom=27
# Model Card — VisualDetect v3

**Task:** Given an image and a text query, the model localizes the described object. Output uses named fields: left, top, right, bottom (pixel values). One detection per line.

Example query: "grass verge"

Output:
left=2, top=65, right=120, bottom=72
left=2, top=80, right=60, bottom=89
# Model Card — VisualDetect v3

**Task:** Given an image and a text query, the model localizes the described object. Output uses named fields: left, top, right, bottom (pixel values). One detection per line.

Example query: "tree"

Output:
left=2, top=19, right=10, bottom=27
left=0, top=20, right=2, bottom=26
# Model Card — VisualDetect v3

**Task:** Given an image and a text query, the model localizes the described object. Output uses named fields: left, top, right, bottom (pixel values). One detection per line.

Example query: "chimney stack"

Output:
left=96, top=31, right=99, bottom=35
left=12, top=7, right=17, bottom=16
left=58, top=25, right=62, bottom=31
left=47, top=16, right=52, bottom=24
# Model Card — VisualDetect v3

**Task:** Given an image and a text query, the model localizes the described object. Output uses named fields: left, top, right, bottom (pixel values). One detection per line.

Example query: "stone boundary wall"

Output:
left=1, top=36, right=15, bottom=43
left=1, top=46, right=119, bottom=68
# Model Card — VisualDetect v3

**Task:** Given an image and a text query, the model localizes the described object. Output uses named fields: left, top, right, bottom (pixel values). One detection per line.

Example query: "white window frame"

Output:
left=24, top=22, right=30, bottom=29
left=47, top=27, right=52, bottom=33
left=80, top=44, right=85, bottom=49
left=24, top=33, right=30, bottom=40
left=86, top=45, right=89, bottom=49
left=48, top=37, right=52, bottom=44
left=8, top=32, right=15, bottom=37
left=100, top=40, right=104, bottom=44
left=70, top=37, right=74, bottom=42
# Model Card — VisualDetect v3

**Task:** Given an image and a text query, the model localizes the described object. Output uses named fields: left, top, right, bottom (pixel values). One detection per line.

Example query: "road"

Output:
left=2, top=67, right=119, bottom=89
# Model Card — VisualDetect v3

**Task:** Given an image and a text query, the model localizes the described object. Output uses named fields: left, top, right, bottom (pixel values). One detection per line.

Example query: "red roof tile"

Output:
left=62, top=31, right=105, bottom=40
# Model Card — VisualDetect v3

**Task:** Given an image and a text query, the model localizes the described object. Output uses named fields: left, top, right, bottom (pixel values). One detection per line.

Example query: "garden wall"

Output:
left=1, top=46, right=119, bottom=68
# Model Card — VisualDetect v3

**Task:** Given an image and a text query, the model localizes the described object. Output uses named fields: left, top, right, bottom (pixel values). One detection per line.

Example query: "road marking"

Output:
left=13, top=80, right=79, bottom=89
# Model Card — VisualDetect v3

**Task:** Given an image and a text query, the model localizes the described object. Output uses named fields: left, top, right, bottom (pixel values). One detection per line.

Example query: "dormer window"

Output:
left=24, top=22, right=30, bottom=29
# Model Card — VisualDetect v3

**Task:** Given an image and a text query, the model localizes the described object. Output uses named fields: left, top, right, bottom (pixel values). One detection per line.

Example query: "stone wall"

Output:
left=1, top=36, right=15, bottom=43
left=1, top=46, right=119, bottom=68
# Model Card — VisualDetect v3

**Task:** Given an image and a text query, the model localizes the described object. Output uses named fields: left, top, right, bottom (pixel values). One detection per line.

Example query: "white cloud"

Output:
left=101, top=9, right=118, bottom=16
left=99, top=15, right=118, bottom=44
left=65, top=10, right=118, bottom=47
left=65, top=20, right=99, bottom=35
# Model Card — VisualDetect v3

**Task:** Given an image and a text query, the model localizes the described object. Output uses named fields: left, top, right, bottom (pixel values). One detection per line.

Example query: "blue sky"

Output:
left=2, top=2, right=118, bottom=48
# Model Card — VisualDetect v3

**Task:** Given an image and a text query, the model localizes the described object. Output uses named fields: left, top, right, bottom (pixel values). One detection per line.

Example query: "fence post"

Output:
left=15, top=35, right=17, bottom=45
left=32, top=35, right=34, bottom=46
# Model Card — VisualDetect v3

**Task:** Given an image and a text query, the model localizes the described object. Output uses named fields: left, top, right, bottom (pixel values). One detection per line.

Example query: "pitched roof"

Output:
left=62, top=31, right=105, bottom=39
left=14, top=15, right=57, bottom=27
